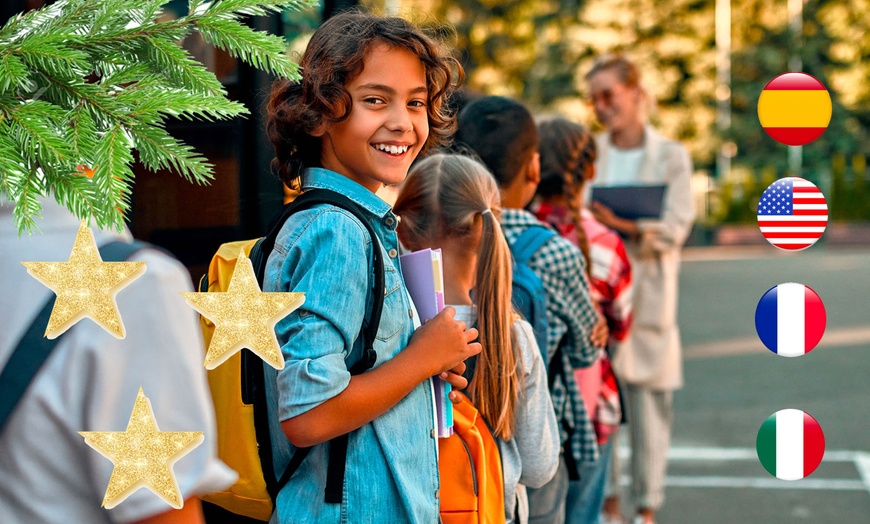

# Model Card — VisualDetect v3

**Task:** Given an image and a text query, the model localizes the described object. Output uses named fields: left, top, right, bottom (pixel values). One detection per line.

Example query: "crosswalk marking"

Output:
left=614, top=446, right=870, bottom=496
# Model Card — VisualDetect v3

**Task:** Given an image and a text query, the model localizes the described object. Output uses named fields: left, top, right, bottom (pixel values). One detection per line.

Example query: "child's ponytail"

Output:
left=472, top=206, right=520, bottom=440
left=395, top=154, right=521, bottom=440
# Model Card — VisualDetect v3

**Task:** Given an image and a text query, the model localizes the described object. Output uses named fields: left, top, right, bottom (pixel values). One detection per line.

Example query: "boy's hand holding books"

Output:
left=406, top=306, right=480, bottom=384
left=440, top=361, right=469, bottom=405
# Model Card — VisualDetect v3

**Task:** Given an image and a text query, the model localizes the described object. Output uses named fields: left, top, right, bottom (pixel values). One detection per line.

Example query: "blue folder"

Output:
left=590, top=184, right=667, bottom=220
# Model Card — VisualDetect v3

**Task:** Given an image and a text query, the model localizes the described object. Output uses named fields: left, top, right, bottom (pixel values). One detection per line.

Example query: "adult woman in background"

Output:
left=585, top=54, right=695, bottom=524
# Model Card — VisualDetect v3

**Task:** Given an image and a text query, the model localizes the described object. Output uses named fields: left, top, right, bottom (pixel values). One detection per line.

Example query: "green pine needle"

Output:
left=130, top=123, right=215, bottom=183
left=196, top=16, right=299, bottom=79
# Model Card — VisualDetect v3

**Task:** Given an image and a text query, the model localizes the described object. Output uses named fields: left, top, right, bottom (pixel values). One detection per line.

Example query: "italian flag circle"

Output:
left=756, top=409, right=825, bottom=480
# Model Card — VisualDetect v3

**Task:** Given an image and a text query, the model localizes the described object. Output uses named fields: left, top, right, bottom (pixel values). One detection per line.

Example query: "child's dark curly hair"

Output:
left=267, top=12, right=463, bottom=189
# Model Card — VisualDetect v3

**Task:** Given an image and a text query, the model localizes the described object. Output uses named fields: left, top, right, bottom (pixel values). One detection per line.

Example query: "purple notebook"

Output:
left=400, top=249, right=453, bottom=437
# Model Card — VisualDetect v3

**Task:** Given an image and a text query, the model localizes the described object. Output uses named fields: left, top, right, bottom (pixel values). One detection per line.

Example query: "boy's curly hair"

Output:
left=267, top=12, right=463, bottom=189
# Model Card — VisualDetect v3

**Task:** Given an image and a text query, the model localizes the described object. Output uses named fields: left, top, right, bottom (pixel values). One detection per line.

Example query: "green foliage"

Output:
left=728, top=0, right=867, bottom=177
left=0, top=0, right=316, bottom=234
left=196, top=16, right=293, bottom=77
left=431, top=0, right=720, bottom=166
left=432, top=0, right=869, bottom=224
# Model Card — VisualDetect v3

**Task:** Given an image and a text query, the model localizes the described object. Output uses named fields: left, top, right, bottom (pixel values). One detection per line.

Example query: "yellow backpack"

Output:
left=197, top=189, right=385, bottom=522
left=198, top=239, right=272, bottom=521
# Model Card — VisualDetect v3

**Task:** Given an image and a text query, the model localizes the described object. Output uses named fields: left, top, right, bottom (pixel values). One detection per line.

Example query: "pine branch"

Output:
left=0, top=120, right=29, bottom=199
left=67, top=106, right=99, bottom=163
left=201, top=0, right=304, bottom=18
left=92, top=123, right=135, bottom=222
left=8, top=165, right=47, bottom=235
left=16, top=38, right=90, bottom=79
left=195, top=16, right=299, bottom=79
left=129, top=123, right=214, bottom=183
left=127, top=88, right=247, bottom=122
left=139, top=35, right=227, bottom=96
left=5, top=101, right=76, bottom=167
left=75, top=23, right=192, bottom=53
left=51, top=171, right=101, bottom=228
left=0, top=0, right=312, bottom=234
left=0, top=54, right=30, bottom=93
left=92, top=0, right=138, bottom=34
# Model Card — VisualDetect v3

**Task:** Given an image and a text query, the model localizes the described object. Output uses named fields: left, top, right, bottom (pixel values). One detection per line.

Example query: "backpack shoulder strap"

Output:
left=251, top=189, right=384, bottom=364
left=0, top=240, right=152, bottom=435
left=510, top=225, right=557, bottom=266
left=250, top=189, right=386, bottom=506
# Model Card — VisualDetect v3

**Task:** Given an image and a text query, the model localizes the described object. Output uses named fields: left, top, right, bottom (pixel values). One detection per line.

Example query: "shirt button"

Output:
left=434, top=489, right=440, bottom=499
left=385, top=216, right=395, bottom=228
left=409, top=309, right=414, bottom=319
left=388, top=248, right=398, bottom=258
left=430, top=429, right=435, bottom=438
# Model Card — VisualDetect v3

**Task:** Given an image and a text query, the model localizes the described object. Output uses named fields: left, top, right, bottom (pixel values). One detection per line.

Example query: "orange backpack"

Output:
left=439, top=392, right=506, bottom=524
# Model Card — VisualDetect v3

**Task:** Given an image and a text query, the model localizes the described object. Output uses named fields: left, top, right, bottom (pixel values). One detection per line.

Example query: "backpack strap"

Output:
left=0, top=240, right=152, bottom=436
left=248, top=189, right=386, bottom=507
left=251, top=189, right=384, bottom=365
left=510, top=224, right=557, bottom=265
left=546, top=333, right=583, bottom=481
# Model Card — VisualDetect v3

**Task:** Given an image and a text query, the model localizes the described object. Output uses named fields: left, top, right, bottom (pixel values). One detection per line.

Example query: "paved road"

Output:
left=618, top=246, right=870, bottom=524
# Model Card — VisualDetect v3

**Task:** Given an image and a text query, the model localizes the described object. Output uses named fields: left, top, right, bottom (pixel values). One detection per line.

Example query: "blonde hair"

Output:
left=585, top=53, right=656, bottom=121
left=394, top=154, right=521, bottom=440
left=585, top=53, right=641, bottom=88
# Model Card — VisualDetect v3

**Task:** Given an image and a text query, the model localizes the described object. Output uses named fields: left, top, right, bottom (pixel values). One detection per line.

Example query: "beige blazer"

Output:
left=592, top=125, right=695, bottom=390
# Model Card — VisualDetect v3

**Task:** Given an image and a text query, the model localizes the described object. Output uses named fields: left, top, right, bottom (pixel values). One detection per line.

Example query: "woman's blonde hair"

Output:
left=585, top=53, right=656, bottom=121
left=394, top=154, right=521, bottom=439
left=585, top=53, right=641, bottom=88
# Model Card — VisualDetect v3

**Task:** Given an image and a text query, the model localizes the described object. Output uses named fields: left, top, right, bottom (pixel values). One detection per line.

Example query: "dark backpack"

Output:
left=508, top=224, right=557, bottom=368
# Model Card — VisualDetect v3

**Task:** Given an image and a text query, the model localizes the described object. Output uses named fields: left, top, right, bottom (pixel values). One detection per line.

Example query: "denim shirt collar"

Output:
left=302, top=168, right=393, bottom=219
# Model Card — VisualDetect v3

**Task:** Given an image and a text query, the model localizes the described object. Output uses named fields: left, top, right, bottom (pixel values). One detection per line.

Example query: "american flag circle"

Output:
left=757, top=177, right=828, bottom=251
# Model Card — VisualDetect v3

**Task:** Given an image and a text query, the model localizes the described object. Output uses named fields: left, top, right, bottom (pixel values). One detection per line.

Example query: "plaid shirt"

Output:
left=534, top=203, right=634, bottom=446
left=533, top=204, right=633, bottom=343
left=501, top=209, right=600, bottom=468
left=581, top=208, right=633, bottom=342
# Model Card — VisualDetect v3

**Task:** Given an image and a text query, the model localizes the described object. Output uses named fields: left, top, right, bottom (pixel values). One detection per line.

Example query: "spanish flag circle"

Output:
left=757, top=73, right=832, bottom=146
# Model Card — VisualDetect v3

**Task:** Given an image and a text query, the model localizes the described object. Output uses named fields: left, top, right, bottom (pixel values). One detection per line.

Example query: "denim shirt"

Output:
left=263, top=168, right=440, bottom=523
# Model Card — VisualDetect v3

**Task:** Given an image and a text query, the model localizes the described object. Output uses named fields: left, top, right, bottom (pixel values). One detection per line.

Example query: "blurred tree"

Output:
left=431, top=0, right=720, bottom=169
left=428, top=0, right=868, bottom=220
left=728, top=0, right=868, bottom=183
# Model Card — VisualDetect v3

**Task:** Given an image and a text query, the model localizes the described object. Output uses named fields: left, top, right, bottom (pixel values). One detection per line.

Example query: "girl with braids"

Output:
left=394, top=154, right=560, bottom=524
left=532, top=117, right=633, bottom=524
left=262, top=12, right=480, bottom=523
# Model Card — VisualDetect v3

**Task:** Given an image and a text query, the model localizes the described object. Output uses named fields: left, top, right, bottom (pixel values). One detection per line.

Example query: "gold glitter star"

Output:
left=79, top=387, right=204, bottom=509
left=21, top=221, right=146, bottom=339
left=181, top=251, right=304, bottom=370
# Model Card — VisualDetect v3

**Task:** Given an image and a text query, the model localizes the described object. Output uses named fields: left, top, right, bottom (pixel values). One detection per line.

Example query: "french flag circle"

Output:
left=755, top=283, right=826, bottom=357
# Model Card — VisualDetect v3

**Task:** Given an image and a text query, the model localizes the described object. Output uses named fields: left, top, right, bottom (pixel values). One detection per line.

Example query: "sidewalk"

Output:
left=686, top=222, right=870, bottom=247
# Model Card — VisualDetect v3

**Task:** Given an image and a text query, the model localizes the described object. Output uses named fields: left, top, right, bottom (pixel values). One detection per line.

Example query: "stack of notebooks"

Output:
left=400, top=248, right=453, bottom=438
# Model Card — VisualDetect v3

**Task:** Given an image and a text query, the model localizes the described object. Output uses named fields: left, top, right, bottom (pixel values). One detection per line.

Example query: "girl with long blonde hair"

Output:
left=395, top=153, right=560, bottom=524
